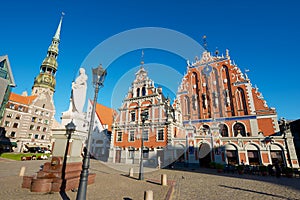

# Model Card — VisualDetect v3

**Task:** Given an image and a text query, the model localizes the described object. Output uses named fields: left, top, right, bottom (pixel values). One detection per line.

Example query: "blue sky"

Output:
left=1, top=0, right=299, bottom=121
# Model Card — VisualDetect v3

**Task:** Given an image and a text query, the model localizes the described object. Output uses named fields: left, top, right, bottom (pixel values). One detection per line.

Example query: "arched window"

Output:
left=236, top=87, right=248, bottom=115
left=233, top=122, right=246, bottom=137
left=219, top=124, right=228, bottom=137
left=136, top=88, right=140, bottom=97
left=202, top=125, right=210, bottom=135
left=142, top=87, right=146, bottom=96
left=191, top=72, right=199, bottom=111
left=223, top=65, right=235, bottom=116
left=184, top=96, right=190, bottom=115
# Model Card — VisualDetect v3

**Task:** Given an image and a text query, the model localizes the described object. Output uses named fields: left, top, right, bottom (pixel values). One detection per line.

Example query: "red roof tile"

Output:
left=94, top=102, right=116, bottom=132
left=9, top=92, right=37, bottom=105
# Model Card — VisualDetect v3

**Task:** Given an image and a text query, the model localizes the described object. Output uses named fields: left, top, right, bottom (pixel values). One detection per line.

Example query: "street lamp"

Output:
left=61, top=121, right=76, bottom=193
left=76, top=64, right=107, bottom=200
left=139, top=110, right=148, bottom=180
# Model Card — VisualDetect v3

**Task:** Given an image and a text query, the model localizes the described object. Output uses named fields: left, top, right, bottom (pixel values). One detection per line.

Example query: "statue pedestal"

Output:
left=22, top=128, right=96, bottom=192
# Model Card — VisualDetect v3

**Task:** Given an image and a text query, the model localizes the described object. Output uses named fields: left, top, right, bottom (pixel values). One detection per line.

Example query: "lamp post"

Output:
left=139, top=110, right=148, bottom=180
left=76, top=65, right=107, bottom=200
left=61, top=121, right=76, bottom=193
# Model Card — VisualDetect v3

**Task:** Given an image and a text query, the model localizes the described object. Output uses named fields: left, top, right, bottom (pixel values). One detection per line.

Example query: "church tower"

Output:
left=31, top=14, right=63, bottom=97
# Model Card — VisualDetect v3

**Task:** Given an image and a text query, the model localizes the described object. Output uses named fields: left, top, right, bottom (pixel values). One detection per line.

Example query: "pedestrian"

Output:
left=157, top=156, right=161, bottom=169
left=275, top=160, right=281, bottom=178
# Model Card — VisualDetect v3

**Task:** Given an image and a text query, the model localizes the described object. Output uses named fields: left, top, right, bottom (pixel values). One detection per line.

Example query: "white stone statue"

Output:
left=72, top=68, right=88, bottom=113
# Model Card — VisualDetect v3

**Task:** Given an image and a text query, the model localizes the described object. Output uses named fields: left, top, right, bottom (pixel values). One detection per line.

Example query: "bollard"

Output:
left=129, top=168, right=134, bottom=177
left=19, top=166, right=26, bottom=177
left=161, top=174, right=167, bottom=186
left=144, top=190, right=153, bottom=200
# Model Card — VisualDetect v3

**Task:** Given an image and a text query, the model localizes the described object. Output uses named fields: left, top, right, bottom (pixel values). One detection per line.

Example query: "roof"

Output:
left=9, top=92, right=37, bottom=105
left=94, top=101, right=116, bottom=132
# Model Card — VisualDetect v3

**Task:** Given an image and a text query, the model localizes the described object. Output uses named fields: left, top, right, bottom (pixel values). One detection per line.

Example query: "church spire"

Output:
left=31, top=13, right=64, bottom=97
left=53, top=13, right=64, bottom=41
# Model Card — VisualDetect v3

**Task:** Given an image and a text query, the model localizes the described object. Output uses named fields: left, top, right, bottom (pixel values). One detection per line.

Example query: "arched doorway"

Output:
left=198, top=143, right=211, bottom=167
left=225, top=144, right=238, bottom=165
left=174, top=144, right=186, bottom=163
left=270, top=144, right=285, bottom=165
left=246, top=144, right=260, bottom=165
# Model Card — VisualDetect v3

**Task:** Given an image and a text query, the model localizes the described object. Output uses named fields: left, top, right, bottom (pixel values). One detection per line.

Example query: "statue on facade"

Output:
left=71, top=68, right=88, bottom=113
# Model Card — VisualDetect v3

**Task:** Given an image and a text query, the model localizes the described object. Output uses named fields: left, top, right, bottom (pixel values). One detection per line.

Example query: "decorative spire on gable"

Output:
left=202, top=35, right=208, bottom=51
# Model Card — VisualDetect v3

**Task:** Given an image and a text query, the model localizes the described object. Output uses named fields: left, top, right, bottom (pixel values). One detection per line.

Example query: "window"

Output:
left=43, top=127, right=47, bottom=132
left=6, top=113, right=12, bottom=118
left=142, top=109, right=149, bottom=120
left=38, top=118, right=42, bottom=123
left=34, top=134, right=39, bottom=139
left=41, top=135, right=45, bottom=140
left=236, top=87, right=248, bottom=115
left=29, top=125, right=34, bottom=130
left=142, top=87, right=146, bottom=96
left=28, top=134, right=33, bottom=139
left=143, top=130, right=149, bottom=141
left=4, top=121, right=10, bottom=127
left=42, top=104, right=45, bottom=108
left=233, top=122, right=246, bottom=137
left=0, top=60, right=4, bottom=68
left=131, top=111, right=136, bottom=122
left=202, top=125, right=211, bottom=135
left=117, top=132, right=122, bottom=142
left=9, top=103, right=15, bottom=109
left=36, top=126, right=41, bottom=131
left=10, top=132, right=16, bottom=138
left=18, top=106, right=23, bottom=111
left=184, top=96, right=190, bottom=115
left=136, top=88, right=140, bottom=97
left=13, top=123, right=18, bottom=128
left=129, top=131, right=135, bottom=142
left=15, top=114, right=21, bottom=120
left=219, top=124, right=229, bottom=137
left=45, top=112, right=49, bottom=117
left=157, top=129, right=164, bottom=141
left=44, top=119, right=49, bottom=124
left=32, top=117, right=37, bottom=122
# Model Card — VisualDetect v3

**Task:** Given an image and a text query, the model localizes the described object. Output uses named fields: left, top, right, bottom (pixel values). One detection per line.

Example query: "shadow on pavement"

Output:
left=165, top=162, right=300, bottom=192
left=219, top=184, right=293, bottom=200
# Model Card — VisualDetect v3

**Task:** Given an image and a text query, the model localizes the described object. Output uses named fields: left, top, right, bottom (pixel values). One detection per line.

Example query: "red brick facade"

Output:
left=175, top=50, right=298, bottom=168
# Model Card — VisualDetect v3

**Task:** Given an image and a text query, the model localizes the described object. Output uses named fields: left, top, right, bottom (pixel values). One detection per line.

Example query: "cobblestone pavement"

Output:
left=0, top=158, right=299, bottom=200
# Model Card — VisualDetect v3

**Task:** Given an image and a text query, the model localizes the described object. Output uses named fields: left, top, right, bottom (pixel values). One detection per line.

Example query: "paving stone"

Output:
left=0, top=158, right=299, bottom=200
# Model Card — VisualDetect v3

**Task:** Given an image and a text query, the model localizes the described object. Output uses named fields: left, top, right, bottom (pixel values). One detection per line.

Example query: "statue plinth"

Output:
left=22, top=128, right=95, bottom=193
